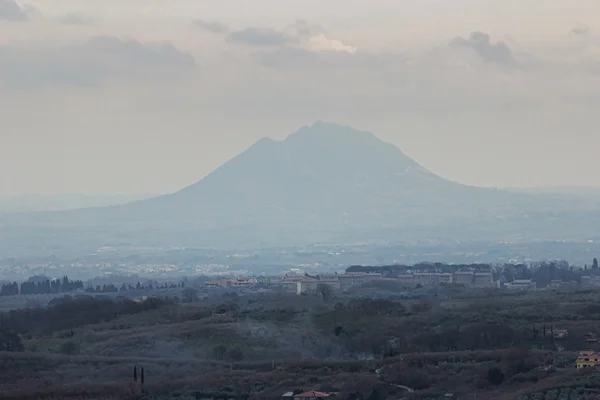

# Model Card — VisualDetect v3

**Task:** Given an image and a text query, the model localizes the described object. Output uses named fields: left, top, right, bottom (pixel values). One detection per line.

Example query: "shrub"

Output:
left=212, top=344, right=227, bottom=360
left=59, top=340, right=80, bottom=355
left=487, top=367, right=505, bottom=386
left=181, top=288, right=199, bottom=304
left=229, top=346, right=244, bottom=361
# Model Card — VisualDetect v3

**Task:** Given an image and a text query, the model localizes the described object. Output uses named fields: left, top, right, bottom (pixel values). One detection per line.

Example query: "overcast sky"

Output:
left=1, top=0, right=600, bottom=196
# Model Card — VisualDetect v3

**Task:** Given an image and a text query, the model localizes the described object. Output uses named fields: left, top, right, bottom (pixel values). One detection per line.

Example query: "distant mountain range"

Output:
left=2, top=121, right=600, bottom=253
left=506, top=186, right=600, bottom=197
left=0, top=194, right=156, bottom=213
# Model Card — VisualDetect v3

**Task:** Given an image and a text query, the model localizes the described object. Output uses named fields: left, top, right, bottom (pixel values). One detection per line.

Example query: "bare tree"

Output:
left=316, top=284, right=333, bottom=302
left=181, top=287, right=199, bottom=303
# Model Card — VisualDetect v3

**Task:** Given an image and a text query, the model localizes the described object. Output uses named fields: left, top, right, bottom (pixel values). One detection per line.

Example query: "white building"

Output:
left=505, top=279, right=536, bottom=291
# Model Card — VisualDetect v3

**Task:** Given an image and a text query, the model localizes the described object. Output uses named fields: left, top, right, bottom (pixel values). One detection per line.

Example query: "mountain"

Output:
left=2, top=121, right=600, bottom=251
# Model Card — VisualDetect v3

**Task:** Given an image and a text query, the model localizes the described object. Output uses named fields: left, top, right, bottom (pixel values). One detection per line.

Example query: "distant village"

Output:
left=202, top=269, right=590, bottom=294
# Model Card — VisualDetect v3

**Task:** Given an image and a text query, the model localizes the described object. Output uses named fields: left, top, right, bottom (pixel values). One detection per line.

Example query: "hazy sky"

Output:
left=2, top=0, right=600, bottom=196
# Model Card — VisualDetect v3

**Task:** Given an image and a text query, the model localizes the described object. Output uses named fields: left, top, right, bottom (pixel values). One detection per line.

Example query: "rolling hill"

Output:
left=2, top=121, right=600, bottom=251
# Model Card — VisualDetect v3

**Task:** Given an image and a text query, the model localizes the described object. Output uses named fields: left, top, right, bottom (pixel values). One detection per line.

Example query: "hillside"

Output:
left=1, top=286, right=600, bottom=399
left=1, top=121, right=600, bottom=250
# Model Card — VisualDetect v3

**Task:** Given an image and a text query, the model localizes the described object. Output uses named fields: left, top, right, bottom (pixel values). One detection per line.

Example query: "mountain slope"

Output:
left=2, top=121, right=599, bottom=250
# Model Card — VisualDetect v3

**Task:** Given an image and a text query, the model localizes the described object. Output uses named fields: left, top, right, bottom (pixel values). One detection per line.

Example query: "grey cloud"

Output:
left=288, top=20, right=324, bottom=39
left=0, top=36, right=195, bottom=89
left=0, top=0, right=29, bottom=21
left=84, top=36, right=195, bottom=68
left=56, top=13, right=93, bottom=26
left=256, top=47, right=397, bottom=69
left=571, top=26, right=590, bottom=36
left=191, top=20, right=228, bottom=34
left=227, top=20, right=374, bottom=69
left=227, top=20, right=323, bottom=48
left=227, top=27, right=292, bottom=47
left=450, top=31, right=517, bottom=67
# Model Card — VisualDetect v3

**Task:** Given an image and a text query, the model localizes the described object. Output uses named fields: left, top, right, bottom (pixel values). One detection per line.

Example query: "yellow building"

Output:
left=576, top=351, right=600, bottom=369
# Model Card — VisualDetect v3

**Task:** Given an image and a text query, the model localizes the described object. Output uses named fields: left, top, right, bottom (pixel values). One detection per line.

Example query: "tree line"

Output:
left=0, top=276, right=186, bottom=296
left=0, top=295, right=176, bottom=341
left=84, top=281, right=184, bottom=293
left=0, top=276, right=84, bottom=296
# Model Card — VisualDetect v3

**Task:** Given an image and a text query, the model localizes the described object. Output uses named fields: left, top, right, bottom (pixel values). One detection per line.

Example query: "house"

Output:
left=473, top=272, right=495, bottom=288
left=316, top=277, right=341, bottom=292
left=204, top=277, right=258, bottom=289
left=337, top=272, right=382, bottom=290
left=397, top=274, right=415, bottom=286
left=231, top=277, right=258, bottom=287
left=413, top=273, right=453, bottom=285
left=505, top=279, right=536, bottom=291
left=397, top=272, right=453, bottom=286
left=576, top=350, right=600, bottom=369
left=453, top=271, right=474, bottom=286
left=554, top=328, right=568, bottom=340
left=292, top=391, right=335, bottom=400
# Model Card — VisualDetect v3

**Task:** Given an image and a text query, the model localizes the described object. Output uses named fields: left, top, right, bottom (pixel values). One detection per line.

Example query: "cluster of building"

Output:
left=202, top=269, right=505, bottom=293
left=202, top=267, right=600, bottom=294
left=203, top=271, right=383, bottom=293
left=278, top=272, right=383, bottom=294
left=396, top=270, right=497, bottom=288
left=581, top=275, right=600, bottom=287
left=204, top=277, right=258, bottom=288
left=504, top=278, right=579, bottom=291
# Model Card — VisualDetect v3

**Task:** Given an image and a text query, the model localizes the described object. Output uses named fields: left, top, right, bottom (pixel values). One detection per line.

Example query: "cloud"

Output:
left=56, top=13, right=93, bottom=26
left=228, top=19, right=359, bottom=68
left=285, top=20, right=324, bottom=39
left=227, top=27, right=291, bottom=47
left=571, top=25, right=590, bottom=36
left=0, top=36, right=195, bottom=89
left=307, top=34, right=357, bottom=54
left=0, top=0, right=29, bottom=21
left=255, top=47, right=395, bottom=69
left=449, top=31, right=517, bottom=67
left=227, top=20, right=354, bottom=54
left=191, top=20, right=229, bottom=34
left=84, top=36, right=195, bottom=67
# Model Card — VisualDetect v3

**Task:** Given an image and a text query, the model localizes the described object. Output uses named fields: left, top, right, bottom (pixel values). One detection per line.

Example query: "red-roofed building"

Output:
left=293, top=392, right=335, bottom=400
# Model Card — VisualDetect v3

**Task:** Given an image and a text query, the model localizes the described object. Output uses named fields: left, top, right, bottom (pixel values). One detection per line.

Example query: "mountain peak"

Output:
left=284, top=120, right=379, bottom=146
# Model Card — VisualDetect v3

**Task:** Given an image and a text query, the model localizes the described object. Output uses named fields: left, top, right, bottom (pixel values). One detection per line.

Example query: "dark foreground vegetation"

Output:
left=3, top=279, right=600, bottom=399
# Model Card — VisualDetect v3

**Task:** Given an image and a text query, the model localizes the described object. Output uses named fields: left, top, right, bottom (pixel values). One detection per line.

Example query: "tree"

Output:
left=316, top=283, right=333, bottom=302
left=181, top=288, right=199, bottom=304
left=212, top=344, right=227, bottom=360
left=367, top=389, right=381, bottom=400
left=59, top=340, right=80, bottom=355
left=487, top=367, right=505, bottom=386
left=0, top=329, right=24, bottom=352
left=229, top=346, right=245, bottom=361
